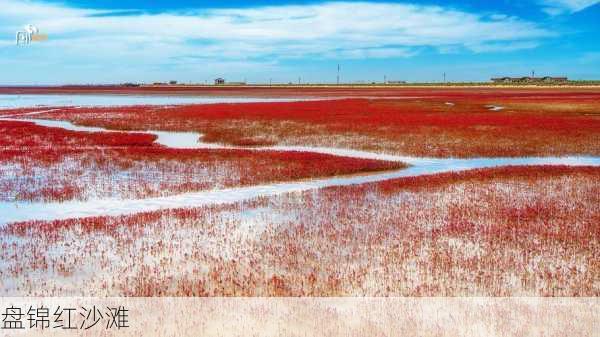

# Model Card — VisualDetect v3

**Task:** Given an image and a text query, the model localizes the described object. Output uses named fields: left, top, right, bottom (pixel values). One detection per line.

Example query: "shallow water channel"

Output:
left=1, top=110, right=598, bottom=225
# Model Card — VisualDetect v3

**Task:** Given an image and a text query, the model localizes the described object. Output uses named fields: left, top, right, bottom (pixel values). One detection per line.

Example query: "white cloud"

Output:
left=0, top=0, right=556, bottom=83
left=0, top=1, right=552, bottom=58
left=539, top=0, right=599, bottom=15
left=328, top=47, right=417, bottom=59
left=466, top=41, right=541, bottom=53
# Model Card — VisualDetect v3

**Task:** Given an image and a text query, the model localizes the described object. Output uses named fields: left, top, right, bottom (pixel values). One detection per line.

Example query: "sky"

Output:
left=0, top=0, right=599, bottom=84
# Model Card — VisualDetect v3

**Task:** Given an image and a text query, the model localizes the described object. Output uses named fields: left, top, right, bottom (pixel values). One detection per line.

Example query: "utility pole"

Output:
left=443, top=72, right=446, bottom=83
left=298, top=77, right=301, bottom=85
left=337, top=64, right=340, bottom=85
left=384, top=75, right=387, bottom=84
left=532, top=70, right=535, bottom=78
left=269, top=78, right=272, bottom=86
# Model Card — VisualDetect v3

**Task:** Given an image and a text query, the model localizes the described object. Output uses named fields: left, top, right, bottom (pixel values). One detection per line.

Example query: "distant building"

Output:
left=214, top=78, right=225, bottom=85
left=387, top=80, right=407, bottom=84
left=541, top=76, right=568, bottom=83
left=169, top=80, right=177, bottom=85
left=491, top=76, right=568, bottom=84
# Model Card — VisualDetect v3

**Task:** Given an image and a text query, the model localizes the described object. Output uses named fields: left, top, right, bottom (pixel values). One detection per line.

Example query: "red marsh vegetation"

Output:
left=2, top=165, right=598, bottom=296
left=1, top=85, right=600, bottom=98
left=0, top=120, right=404, bottom=202
left=33, top=92, right=600, bottom=157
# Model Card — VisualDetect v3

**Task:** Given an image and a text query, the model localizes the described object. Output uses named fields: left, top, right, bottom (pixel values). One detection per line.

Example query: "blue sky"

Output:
left=1, top=0, right=599, bottom=84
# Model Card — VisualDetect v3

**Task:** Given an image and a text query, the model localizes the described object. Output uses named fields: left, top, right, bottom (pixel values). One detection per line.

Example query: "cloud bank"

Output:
left=1, top=0, right=573, bottom=83
left=0, top=0, right=552, bottom=61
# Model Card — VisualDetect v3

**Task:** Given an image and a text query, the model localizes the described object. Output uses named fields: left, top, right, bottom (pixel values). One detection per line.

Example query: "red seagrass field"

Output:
left=0, top=86, right=599, bottom=297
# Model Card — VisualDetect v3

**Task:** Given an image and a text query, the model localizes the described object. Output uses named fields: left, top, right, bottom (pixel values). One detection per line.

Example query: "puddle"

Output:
left=486, top=105, right=505, bottom=111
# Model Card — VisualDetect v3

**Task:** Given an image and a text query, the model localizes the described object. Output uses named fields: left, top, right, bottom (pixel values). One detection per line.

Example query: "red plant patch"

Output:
left=0, top=120, right=404, bottom=201
left=33, top=92, right=600, bottom=157
left=2, top=165, right=598, bottom=297
left=375, top=165, right=600, bottom=193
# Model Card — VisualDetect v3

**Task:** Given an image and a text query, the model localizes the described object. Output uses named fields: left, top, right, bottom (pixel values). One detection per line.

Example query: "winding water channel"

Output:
left=1, top=98, right=598, bottom=225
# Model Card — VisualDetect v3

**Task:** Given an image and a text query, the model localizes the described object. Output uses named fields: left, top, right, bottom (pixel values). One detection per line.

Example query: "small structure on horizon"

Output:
left=491, top=76, right=568, bottom=84
left=214, top=78, right=225, bottom=85
left=169, top=80, right=177, bottom=85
